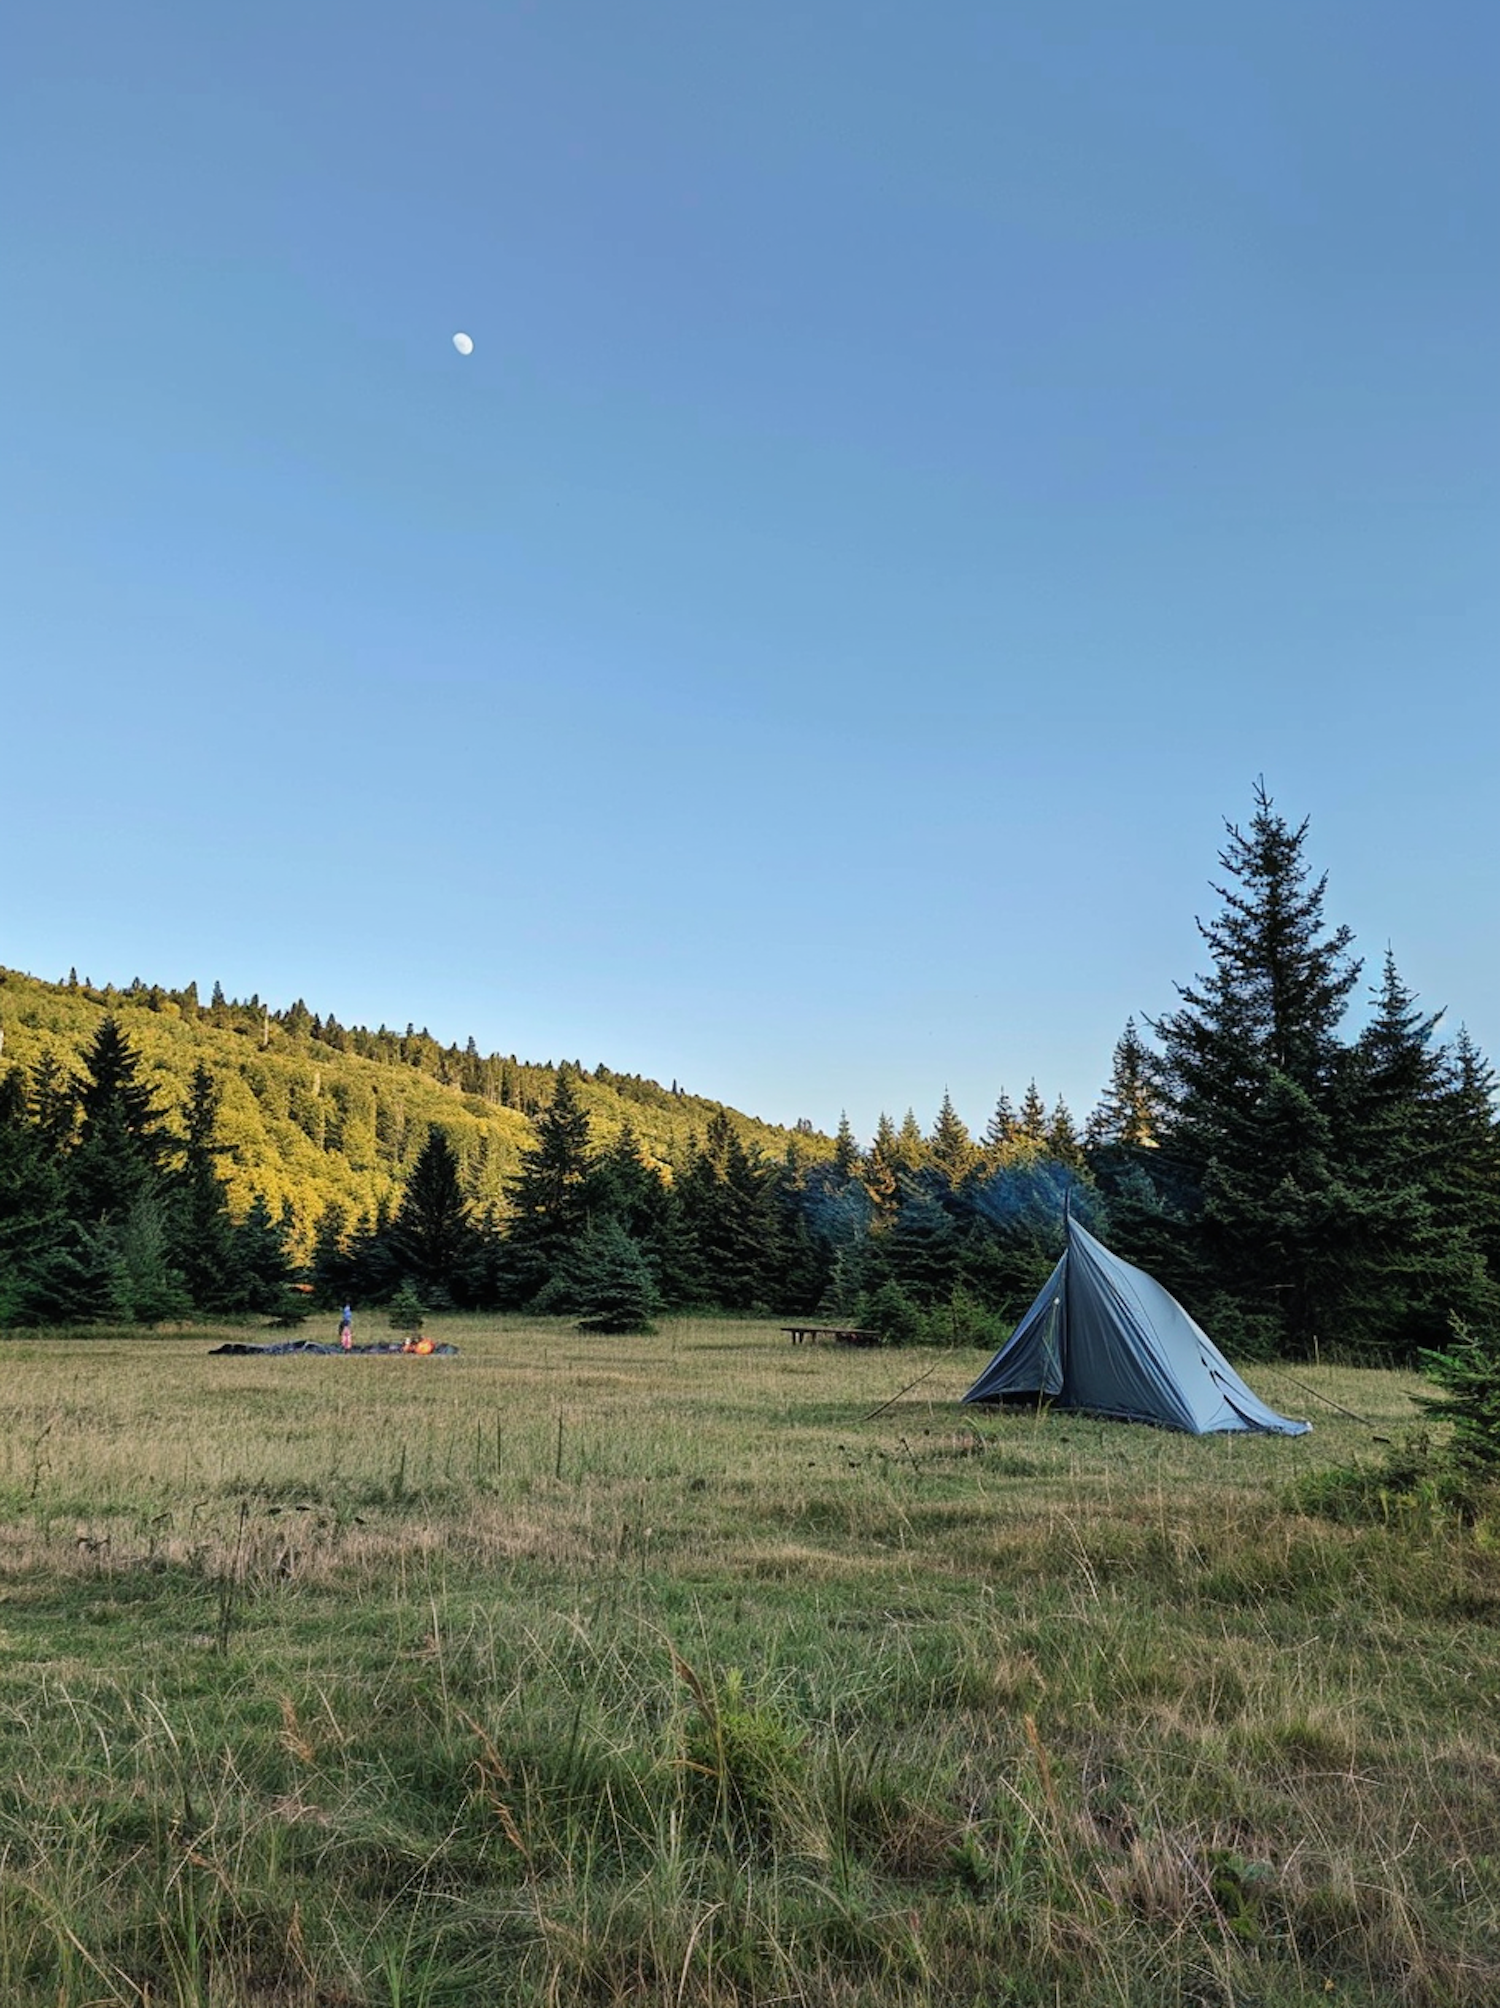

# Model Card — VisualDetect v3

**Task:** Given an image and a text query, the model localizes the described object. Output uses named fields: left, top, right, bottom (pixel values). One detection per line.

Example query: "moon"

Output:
left=452, top=332, right=474, bottom=356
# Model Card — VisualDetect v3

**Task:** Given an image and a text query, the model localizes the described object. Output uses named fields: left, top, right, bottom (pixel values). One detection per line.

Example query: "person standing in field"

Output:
left=339, top=1303, right=354, bottom=1351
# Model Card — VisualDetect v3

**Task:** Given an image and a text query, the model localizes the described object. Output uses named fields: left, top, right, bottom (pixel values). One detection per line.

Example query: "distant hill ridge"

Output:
left=0, top=965, right=831, bottom=1256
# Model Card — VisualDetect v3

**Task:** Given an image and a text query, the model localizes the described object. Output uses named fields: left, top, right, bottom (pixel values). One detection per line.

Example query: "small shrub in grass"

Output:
left=1289, top=1430, right=1493, bottom=1532
left=1420, top=1316, right=1500, bottom=1476
left=859, top=1281, right=922, bottom=1347
left=387, top=1280, right=426, bottom=1332
left=677, top=1660, right=804, bottom=1840
left=1292, top=1317, right=1500, bottom=1531
left=919, top=1286, right=1010, bottom=1350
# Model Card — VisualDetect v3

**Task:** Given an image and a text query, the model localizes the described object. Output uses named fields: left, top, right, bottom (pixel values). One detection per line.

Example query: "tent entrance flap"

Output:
left=962, top=1221, right=1308, bottom=1437
left=963, top=1258, right=1066, bottom=1403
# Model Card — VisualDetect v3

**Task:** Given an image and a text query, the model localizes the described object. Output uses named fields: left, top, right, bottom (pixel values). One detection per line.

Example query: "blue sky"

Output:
left=3, top=1, right=1496, bottom=1140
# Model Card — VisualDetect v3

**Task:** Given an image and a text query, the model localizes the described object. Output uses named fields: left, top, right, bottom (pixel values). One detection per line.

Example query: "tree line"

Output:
left=48, top=970, right=703, bottom=1122
left=0, top=1025, right=294, bottom=1325
left=3, top=787, right=1498, bottom=1360
left=0, top=965, right=822, bottom=1262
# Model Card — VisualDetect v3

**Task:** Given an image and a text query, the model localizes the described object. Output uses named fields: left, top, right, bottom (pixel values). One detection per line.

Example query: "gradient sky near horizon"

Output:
left=3, top=2, right=1496, bottom=1141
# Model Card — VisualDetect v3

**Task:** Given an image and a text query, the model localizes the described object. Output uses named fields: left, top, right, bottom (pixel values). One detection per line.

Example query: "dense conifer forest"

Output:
left=4, top=787, right=1498, bottom=1361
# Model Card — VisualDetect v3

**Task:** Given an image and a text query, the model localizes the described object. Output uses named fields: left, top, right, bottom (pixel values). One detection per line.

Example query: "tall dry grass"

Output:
left=0, top=1316, right=1494, bottom=2005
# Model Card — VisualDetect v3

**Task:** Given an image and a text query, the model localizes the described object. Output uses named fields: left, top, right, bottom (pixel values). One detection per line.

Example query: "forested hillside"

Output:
left=4, top=786, right=1500, bottom=1360
left=0, top=967, right=828, bottom=1257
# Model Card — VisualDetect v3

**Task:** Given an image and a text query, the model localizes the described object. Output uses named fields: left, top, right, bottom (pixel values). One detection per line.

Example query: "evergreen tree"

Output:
left=960, top=1153, right=1083, bottom=1321
left=460, top=1036, right=486, bottom=1096
left=863, top=1113, right=902, bottom=1220
left=77, top=1016, right=170, bottom=1163
left=1153, top=784, right=1360, bottom=1166
left=832, top=1112, right=861, bottom=1178
left=387, top=1127, right=481, bottom=1305
left=233, top=1195, right=294, bottom=1315
left=983, top=1090, right=1018, bottom=1159
left=585, top=1122, right=662, bottom=1239
left=880, top=1178, right=961, bottom=1305
left=1336, top=955, right=1495, bottom=1354
left=1016, top=1081, right=1049, bottom=1147
left=1045, top=1097, right=1084, bottom=1168
left=28, top=1052, right=78, bottom=1155
left=102, top=1191, right=192, bottom=1324
left=785, top=1144, right=872, bottom=1312
left=1419, top=1317, right=1500, bottom=1476
left=69, top=1017, right=172, bottom=1228
left=583, top=1123, right=693, bottom=1301
left=764, top=1149, right=837, bottom=1312
left=929, top=1092, right=977, bottom=1183
left=309, top=1202, right=357, bottom=1309
left=344, top=1203, right=401, bottom=1304
left=505, top=1068, right=594, bottom=1301
left=676, top=1109, right=770, bottom=1310
left=167, top=1064, right=245, bottom=1312
left=66, top=1018, right=185, bottom=1320
left=0, top=1069, right=85, bottom=1325
left=1085, top=1019, right=1160, bottom=1151
left=893, top=1110, right=928, bottom=1172
left=1431, top=1029, right=1500, bottom=1281
left=544, top=1220, right=661, bottom=1334
left=861, top=1278, right=923, bottom=1345
left=1150, top=786, right=1371, bottom=1354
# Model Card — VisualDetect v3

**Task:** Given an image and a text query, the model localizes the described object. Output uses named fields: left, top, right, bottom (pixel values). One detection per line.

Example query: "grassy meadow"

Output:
left=0, top=1318, right=1496, bottom=2007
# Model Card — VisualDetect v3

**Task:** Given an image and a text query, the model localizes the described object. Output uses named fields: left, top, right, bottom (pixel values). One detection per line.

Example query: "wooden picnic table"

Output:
left=782, top=1325, right=881, bottom=1347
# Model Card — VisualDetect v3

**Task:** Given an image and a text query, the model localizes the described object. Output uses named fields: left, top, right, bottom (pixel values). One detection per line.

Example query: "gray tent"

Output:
left=962, top=1216, right=1309, bottom=1435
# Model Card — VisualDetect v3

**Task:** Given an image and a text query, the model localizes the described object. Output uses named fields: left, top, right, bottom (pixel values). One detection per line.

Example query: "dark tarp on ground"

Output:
left=962, top=1218, right=1308, bottom=1436
left=209, top=1340, right=459, bottom=1356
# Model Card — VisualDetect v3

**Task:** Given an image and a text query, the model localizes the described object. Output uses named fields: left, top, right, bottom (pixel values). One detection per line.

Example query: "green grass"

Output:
left=0, top=1316, right=1496, bottom=2005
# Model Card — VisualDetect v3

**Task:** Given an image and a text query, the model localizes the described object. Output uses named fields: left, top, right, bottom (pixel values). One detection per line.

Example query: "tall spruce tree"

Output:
left=879, top=1178, right=961, bottom=1306
left=832, top=1113, right=861, bottom=1178
left=309, top=1202, right=357, bottom=1309
left=1431, top=1029, right=1500, bottom=1281
left=929, top=1093, right=977, bottom=1183
left=168, top=1064, right=246, bottom=1312
left=233, top=1195, right=294, bottom=1315
left=29, top=1052, right=78, bottom=1156
left=505, top=1068, right=594, bottom=1302
left=69, top=1016, right=171, bottom=1225
left=893, top=1110, right=928, bottom=1172
left=0, top=1069, right=85, bottom=1324
left=1338, top=956, right=1496, bottom=1353
left=68, top=1017, right=185, bottom=1321
left=76, top=1018, right=169, bottom=1158
left=584, top=1123, right=660, bottom=1236
left=863, top=1113, right=902, bottom=1220
left=387, top=1126, right=481, bottom=1305
left=1045, top=1097, right=1084, bottom=1168
left=1153, top=785, right=1360, bottom=1165
left=764, top=1150, right=839, bottom=1312
left=1085, top=1019, right=1161, bottom=1151
left=676, top=1109, right=769, bottom=1310
left=1016, top=1082, right=1049, bottom=1147
left=983, top=1090, right=1019, bottom=1160
left=1149, top=785, right=1383, bottom=1355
